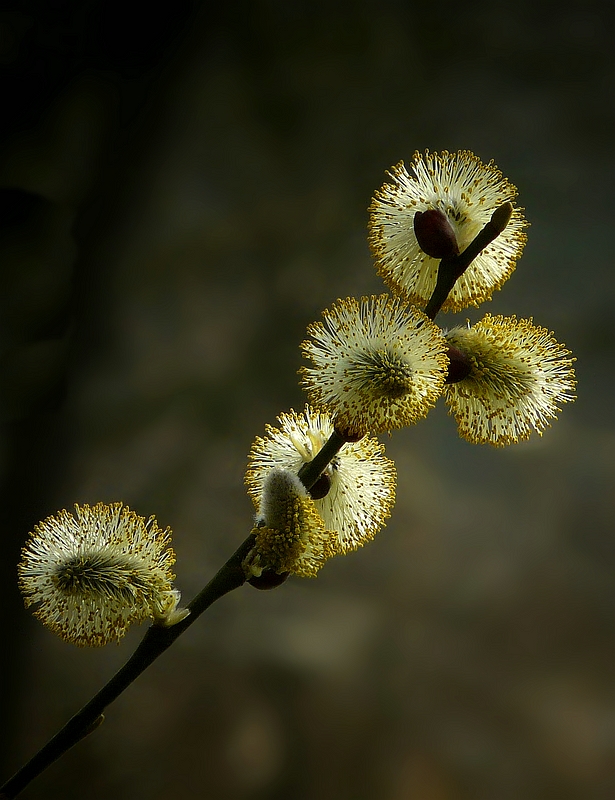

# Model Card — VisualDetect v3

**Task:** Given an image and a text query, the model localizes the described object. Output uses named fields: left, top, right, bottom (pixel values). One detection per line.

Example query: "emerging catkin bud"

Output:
left=245, top=406, right=397, bottom=554
left=152, top=587, right=190, bottom=627
left=244, top=469, right=337, bottom=580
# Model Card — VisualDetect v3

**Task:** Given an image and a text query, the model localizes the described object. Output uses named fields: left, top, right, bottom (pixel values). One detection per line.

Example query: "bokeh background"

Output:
left=1, top=2, right=613, bottom=798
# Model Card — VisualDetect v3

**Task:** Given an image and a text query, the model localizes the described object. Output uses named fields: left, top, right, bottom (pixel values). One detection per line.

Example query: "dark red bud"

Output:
left=248, top=569, right=290, bottom=590
left=413, top=209, right=459, bottom=259
left=445, top=344, right=473, bottom=383
left=309, top=472, right=332, bottom=500
left=333, top=423, right=366, bottom=442
left=84, top=714, right=105, bottom=736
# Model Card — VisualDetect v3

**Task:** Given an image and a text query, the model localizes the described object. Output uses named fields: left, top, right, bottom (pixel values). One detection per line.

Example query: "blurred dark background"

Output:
left=1, top=2, right=613, bottom=798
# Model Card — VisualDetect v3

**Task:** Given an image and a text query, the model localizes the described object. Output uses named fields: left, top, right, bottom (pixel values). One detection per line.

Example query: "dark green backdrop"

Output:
left=1, top=2, right=613, bottom=798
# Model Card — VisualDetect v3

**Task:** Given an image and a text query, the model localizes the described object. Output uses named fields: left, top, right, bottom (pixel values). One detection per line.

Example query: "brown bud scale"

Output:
left=413, top=209, right=459, bottom=259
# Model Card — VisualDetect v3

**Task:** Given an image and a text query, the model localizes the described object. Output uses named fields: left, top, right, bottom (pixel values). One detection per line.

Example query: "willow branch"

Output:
left=1, top=427, right=350, bottom=799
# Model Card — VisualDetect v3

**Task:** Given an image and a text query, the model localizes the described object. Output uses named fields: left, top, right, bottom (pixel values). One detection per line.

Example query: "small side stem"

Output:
left=424, top=202, right=512, bottom=320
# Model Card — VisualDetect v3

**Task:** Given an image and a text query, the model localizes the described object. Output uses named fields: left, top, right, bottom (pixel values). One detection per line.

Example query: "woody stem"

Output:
left=0, top=532, right=256, bottom=799
left=1, top=426, right=353, bottom=798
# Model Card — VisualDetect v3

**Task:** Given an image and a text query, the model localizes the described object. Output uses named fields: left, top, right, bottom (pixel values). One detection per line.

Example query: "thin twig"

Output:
left=297, top=429, right=347, bottom=489
left=424, top=202, right=512, bottom=320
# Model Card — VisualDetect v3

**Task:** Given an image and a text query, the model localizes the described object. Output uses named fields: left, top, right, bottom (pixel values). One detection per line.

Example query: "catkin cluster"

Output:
left=245, top=150, right=575, bottom=581
left=19, top=150, right=576, bottom=644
